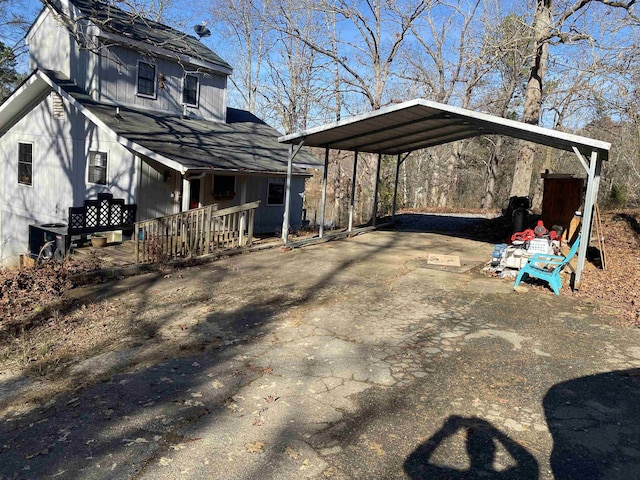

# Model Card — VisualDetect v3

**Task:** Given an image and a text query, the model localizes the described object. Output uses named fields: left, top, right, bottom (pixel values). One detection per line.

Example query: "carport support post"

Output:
left=348, top=151, right=359, bottom=233
left=319, top=147, right=329, bottom=238
left=575, top=150, right=601, bottom=288
left=372, top=153, right=382, bottom=227
left=282, top=144, right=294, bottom=243
left=392, top=154, right=401, bottom=222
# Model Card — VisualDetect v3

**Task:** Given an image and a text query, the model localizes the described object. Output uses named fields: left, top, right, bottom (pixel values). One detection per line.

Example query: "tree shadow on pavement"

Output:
left=0, top=232, right=399, bottom=478
left=404, top=415, right=539, bottom=480
left=543, top=368, right=640, bottom=480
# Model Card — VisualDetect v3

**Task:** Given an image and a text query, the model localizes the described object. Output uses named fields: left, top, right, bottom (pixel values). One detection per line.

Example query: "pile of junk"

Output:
left=486, top=196, right=565, bottom=278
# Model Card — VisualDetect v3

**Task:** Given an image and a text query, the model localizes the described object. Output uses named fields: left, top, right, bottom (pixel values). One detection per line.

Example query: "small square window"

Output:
left=213, top=175, right=235, bottom=200
left=88, top=151, right=108, bottom=185
left=137, top=61, right=156, bottom=97
left=182, top=74, right=199, bottom=106
left=18, top=143, right=33, bottom=186
left=267, top=178, right=285, bottom=206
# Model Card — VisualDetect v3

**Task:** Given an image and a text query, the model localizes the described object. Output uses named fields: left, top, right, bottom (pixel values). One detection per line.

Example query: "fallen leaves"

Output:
left=245, top=441, right=265, bottom=453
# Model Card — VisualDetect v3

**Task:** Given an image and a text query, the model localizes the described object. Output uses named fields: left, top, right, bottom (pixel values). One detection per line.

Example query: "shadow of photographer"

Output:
left=404, top=415, right=539, bottom=479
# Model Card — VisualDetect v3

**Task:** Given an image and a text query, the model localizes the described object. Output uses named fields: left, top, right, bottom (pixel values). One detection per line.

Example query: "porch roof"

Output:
left=84, top=101, right=322, bottom=175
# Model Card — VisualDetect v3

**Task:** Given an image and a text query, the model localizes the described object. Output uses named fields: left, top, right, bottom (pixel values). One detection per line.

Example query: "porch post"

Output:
left=392, top=154, right=401, bottom=222
left=372, top=153, right=382, bottom=227
left=181, top=176, right=190, bottom=212
left=348, top=151, right=359, bottom=233
left=576, top=150, right=601, bottom=288
left=319, top=147, right=329, bottom=238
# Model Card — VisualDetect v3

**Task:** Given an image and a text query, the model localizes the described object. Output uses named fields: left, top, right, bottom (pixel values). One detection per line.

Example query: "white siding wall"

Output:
left=27, top=10, right=228, bottom=122
left=98, top=46, right=227, bottom=121
left=27, top=11, right=74, bottom=80
left=0, top=92, right=140, bottom=265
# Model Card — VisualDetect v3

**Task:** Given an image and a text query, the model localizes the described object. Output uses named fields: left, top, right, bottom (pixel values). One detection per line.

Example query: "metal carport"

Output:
left=278, top=98, right=611, bottom=288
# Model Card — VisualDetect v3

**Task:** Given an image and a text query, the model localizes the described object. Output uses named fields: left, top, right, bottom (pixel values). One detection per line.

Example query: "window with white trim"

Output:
left=267, top=177, right=285, bottom=206
left=182, top=74, right=199, bottom=106
left=88, top=151, right=108, bottom=185
left=137, top=61, right=156, bottom=97
left=18, top=142, right=33, bottom=186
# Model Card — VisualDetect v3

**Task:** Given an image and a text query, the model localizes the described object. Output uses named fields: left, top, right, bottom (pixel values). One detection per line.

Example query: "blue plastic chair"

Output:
left=513, top=234, right=581, bottom=295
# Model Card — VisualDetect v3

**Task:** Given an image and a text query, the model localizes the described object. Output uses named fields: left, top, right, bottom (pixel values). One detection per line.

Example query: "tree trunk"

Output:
left=510, top=0, right=552, bottom=198
left=481, top=137, right=502, bottom=209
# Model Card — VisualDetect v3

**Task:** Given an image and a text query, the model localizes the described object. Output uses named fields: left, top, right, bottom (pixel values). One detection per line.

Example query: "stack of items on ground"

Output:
left=485, top=221, right=563, bottom=279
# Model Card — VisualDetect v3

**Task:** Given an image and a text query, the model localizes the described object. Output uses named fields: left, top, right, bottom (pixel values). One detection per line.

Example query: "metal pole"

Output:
left=348, top=151, right=359, bottom=233
left=281, top=144, right=294, bottom=243
left=575, top=150, right=600, bottom=288
left=392, top=154, right=401, bottom=222
left=319, top=147, right=329, bottom=238
left=372, top=153, right=382, bottom=227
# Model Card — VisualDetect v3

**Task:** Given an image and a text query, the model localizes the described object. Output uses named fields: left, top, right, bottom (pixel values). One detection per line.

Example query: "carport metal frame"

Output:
left=279, top=98, right=611, bottom=289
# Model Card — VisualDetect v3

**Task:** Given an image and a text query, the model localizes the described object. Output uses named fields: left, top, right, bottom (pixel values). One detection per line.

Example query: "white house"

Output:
left=0, top=0, right=320, bottom=265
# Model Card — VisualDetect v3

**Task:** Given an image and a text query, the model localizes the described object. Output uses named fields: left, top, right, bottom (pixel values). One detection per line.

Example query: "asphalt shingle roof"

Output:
left=44, top=71, right=320, bottom=174
left=49, top=0, right=231, bottom=71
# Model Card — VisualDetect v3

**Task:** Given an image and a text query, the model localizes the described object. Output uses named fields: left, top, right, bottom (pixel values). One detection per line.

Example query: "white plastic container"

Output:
left=527, top=238, right=552, bottom=255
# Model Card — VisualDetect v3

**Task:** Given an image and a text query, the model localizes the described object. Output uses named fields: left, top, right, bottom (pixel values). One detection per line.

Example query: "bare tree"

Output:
left=510, top=0, right=640, bottom=199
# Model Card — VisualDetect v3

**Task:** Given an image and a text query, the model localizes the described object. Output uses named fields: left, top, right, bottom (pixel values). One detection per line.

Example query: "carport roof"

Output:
left=279, top=98, right=610, bottom=159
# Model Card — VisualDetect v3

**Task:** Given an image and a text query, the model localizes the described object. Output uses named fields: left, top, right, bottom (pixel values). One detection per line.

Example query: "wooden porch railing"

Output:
left=135, top=201, right=260, bottom=263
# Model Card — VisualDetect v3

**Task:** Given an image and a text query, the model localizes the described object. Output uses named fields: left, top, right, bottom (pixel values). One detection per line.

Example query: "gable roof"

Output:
left=280, top=99, right=610, bottom=160
left=42, top=0, right=231, bottom=73
left=0, top=70, right=321, bottom=175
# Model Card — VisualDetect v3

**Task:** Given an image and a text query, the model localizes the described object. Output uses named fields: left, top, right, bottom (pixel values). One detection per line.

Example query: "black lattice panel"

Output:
left=123, top=205, right=136, bottom=224
left=69, top=209, right=85, bottom=230
left=85, top=205, right=98, bottom=228
left=68, top=195, right=137, bottom=235
left=99, top=199, right=110, bottom=226
left=110, top=202, right=123, bottom=225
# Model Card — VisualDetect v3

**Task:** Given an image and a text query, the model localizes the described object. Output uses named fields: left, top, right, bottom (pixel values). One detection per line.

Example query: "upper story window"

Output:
left=18, top=142, right=33, bottom=186
left=182, top=74, right=199, bottom=106
left=88, top=151, right=108, bottom=185
left=137, top=61, right=157, bottom=98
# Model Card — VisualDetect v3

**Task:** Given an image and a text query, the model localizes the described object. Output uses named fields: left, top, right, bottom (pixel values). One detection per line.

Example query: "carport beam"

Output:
left=319, top=147, right=329, bottom=238
left=348, top=151, right=359, bottom=233
left=392, top=154, right=401, bottom=221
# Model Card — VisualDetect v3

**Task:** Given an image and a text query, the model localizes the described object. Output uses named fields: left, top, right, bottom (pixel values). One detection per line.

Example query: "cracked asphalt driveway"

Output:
left=1, top=214, right=640, bottom=479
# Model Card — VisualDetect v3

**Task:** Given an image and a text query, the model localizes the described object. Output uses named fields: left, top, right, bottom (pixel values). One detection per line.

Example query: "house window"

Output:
left=18, top=142, right=33, bottom=186
left=213, top=175, right=235, bottom=200
left=182, top=74, right=199, bottom=106
left=88, top=151, right=108, bottom=185
left=267, top=177, right=285, bottom=206
left=137, top=61, right=156, bottom=97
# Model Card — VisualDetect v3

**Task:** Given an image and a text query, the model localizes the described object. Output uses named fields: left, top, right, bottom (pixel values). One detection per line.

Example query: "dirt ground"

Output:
left=0, top=211, right=639, bottom=478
